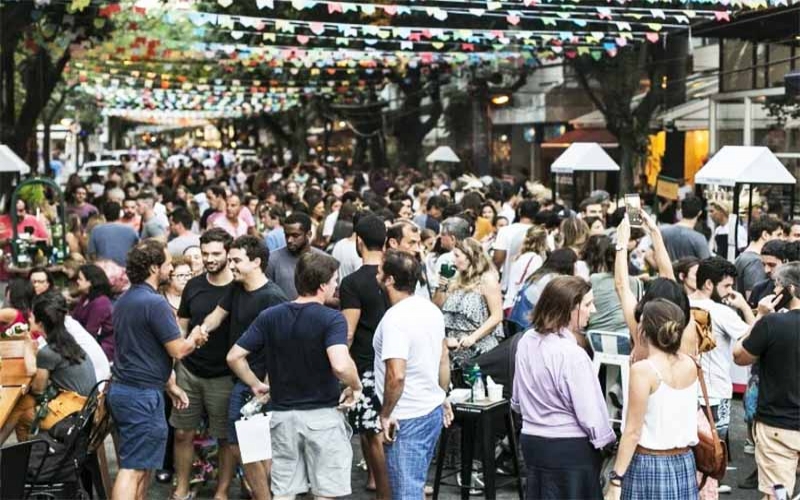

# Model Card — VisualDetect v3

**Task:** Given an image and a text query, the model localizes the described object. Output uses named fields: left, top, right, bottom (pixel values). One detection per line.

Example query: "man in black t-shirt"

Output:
left=194, top=235, right=287, bottom=500
left=170, top=228, right=234, bottom=500
left=339, top=215, right=390, bottom=498
left=734, top=262, right=800, bottom=497
left=340, top=214, right=390, bottom=499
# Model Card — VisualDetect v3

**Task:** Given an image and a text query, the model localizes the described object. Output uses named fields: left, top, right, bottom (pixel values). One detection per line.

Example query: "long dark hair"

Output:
left=32, top=293, right=86, bottom=365
left=634, top=278, right=691, bottom=324
left=79, top=264, right=113, bottom=301
left=529, top=248, right=578, bottom=283
left=5, top=279, right=33, bottom=314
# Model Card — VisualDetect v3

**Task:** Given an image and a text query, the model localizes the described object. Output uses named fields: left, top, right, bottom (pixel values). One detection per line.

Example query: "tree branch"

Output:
left=572, top=60, right=609, bottom=117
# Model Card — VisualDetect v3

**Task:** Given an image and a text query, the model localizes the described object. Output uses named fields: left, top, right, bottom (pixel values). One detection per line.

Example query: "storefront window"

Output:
left=768, top=43, right=792, bottom=88
left=721, top=39, right=754, bottom=92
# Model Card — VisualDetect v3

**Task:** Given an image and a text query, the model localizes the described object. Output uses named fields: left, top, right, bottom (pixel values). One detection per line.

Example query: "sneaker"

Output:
left=738, top=469, right=759, bottom=490
left=718, top=485, right=732, bottom=494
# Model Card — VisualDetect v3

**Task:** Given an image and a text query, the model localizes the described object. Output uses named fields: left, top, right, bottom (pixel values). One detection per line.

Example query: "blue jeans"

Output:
left=384, top=406, right=443, bottom=500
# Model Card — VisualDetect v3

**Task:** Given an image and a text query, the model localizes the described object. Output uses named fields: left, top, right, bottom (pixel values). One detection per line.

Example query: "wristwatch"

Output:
left=615, top=243, right=626, bottom=252
left=609, top=470, right=624, bottom=487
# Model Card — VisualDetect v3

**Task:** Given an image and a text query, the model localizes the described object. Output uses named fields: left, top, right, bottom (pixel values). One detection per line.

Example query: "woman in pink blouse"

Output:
left=512, top=276, right=615, bottom=500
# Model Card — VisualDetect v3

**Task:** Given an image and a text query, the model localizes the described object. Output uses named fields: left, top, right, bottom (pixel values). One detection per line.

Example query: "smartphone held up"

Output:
left=624, top=193, right=643, bottom=227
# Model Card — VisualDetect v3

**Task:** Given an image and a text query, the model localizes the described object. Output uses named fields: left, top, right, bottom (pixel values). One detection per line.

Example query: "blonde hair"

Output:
left=453, top=238, right=497, bottom=291
left=519, top=225, right=548, bottom=257
left=559, top=217, right=589, bottom=251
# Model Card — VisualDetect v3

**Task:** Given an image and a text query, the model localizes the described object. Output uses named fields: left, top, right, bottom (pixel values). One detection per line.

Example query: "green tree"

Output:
left=571, top=36, right=688, bottom=192
left=0, top=1, right=117, bottom=168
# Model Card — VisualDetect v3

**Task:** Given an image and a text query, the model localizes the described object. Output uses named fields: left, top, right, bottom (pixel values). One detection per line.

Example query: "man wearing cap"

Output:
left=710, top=198, right=747, bottom=262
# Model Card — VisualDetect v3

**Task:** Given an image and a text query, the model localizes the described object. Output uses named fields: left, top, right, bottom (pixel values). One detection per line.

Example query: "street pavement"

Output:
left=135, top=397, right=793, bottom=499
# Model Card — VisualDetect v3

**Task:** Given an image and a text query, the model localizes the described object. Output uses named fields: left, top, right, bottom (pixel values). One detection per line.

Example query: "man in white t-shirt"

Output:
left=492, top=200, right=539, bottom=291
left=689, top=257, right=755, bottom=442
left=374, top=250, right=452, bottom=498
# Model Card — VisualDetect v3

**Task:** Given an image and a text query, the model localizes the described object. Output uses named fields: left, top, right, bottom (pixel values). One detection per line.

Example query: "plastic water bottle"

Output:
left=471, top=365, right=486, bottom=402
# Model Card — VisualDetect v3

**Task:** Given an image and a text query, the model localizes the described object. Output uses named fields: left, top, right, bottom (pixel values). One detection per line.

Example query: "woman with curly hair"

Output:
left=435, top=237, right=504, bottom=370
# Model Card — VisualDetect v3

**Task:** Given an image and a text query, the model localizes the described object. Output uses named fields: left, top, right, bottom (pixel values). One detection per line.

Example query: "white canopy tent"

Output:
left=0, top=145, right=31, bottom=175
left=694, top=146, right=796, bottom=258
left=551, top=142, right=621, bottom=174
left=426, top=145, right=460, bottom=163
left=550, top=142, right=620, bottom=202
left=694, top=146, right=796, bottom=187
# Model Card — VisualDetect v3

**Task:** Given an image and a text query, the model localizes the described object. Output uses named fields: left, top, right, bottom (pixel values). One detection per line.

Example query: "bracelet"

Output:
left=609, top=470, right=624, bottom=486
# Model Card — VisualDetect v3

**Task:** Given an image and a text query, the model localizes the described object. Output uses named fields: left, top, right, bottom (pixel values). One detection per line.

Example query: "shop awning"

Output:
left=541, top=128, right=618, bottom=148
left=694, top=146, right=796, bottom=186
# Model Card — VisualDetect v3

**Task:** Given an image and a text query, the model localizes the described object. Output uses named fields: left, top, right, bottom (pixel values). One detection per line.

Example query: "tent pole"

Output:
left=733, top=184, right=741, bottom=260
left=573, top=174, right=578, bottom=210
left=747, top=184, right=753, bottom=244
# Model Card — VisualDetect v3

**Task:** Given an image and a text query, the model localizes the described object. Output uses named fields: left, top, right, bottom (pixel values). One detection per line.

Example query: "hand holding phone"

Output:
left=625, top=194, right=643, bottom=227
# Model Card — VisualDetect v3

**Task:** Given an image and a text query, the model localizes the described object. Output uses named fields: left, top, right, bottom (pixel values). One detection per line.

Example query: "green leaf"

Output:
left=69, top=0, right=91, bottom=13
left=93, top=18, right=106, bottom=30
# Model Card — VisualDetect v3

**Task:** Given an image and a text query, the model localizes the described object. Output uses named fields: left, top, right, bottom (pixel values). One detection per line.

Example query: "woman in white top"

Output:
left=502, top=225, right=547, bottom=311
left=608, top=299, right=699, bottom=500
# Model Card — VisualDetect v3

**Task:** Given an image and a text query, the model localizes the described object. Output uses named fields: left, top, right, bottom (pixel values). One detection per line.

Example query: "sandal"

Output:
left=169, top=492, right=196, bottom=500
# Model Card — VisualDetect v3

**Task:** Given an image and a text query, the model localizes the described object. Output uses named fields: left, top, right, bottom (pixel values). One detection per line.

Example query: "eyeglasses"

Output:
left=172, top=273, right=192, bottom=280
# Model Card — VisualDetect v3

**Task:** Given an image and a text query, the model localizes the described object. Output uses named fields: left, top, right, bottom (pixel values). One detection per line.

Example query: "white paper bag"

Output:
left=235, top=413, right=272, bottom=463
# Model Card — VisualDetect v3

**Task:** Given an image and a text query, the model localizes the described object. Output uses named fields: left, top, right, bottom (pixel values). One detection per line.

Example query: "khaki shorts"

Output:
left=169, top=362, right=234, bottom=439
left=754, top=420, right=800, bottom=496
left=270, top=407, right=353, bottom=498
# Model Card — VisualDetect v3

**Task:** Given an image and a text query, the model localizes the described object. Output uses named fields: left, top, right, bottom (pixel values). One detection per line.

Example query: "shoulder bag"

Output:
left=693, top=357, right=727, bottom=488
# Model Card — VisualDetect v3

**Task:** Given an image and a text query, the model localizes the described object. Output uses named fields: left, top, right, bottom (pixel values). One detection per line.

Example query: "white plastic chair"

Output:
left=587, top=330, right=631, bottom=430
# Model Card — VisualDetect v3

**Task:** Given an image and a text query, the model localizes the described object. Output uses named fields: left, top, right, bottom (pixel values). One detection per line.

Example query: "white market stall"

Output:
left=0, top=144, right=32, bottom=175
left=694, top=145, right=796, bottom=253
left=426, top=145, right=460, bottom=164
left=549, top=142, right=620, bottom=204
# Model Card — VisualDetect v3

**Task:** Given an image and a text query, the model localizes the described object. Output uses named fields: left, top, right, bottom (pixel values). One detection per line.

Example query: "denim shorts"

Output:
left=227, top=380, right=252, bottom=445
left=384, top=405, right=444, bottom=500
left=107, top=382, right=168, bottom=470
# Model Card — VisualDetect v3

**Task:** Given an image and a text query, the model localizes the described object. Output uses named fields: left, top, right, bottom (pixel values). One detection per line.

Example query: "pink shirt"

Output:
left=213, top=216, right=248, bottom=238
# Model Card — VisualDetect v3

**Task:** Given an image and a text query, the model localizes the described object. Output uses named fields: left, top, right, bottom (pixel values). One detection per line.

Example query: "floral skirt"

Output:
left=347, top=371, right=383, bottom=434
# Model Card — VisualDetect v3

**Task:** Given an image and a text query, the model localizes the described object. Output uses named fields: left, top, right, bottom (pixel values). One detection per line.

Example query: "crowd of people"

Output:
left=0, top=149, right=797, bottom=500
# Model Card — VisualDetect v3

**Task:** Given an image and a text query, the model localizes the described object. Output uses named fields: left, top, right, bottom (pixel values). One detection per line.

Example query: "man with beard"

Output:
left=386, top=221, right=432, bottom=299
left=341, top=215, right=390, bottom=499
left=373, top=250, right=452, bottom=498
left=109, top=239, right=208, bottom=500
left=192, top=235, right=288, bottom=500
left=120, top=198, right=142, bottom=233
left=689, top=257, right=755, bottom=453
left=267, top=212, right=326, bottom=299
left=170, top=228, right=235, bottom=500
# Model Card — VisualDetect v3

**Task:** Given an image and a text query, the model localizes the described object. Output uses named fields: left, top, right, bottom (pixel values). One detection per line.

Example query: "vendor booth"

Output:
left=550, top=142, right=620, bottom=205
left=694, top=146, right=796, bottom=259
